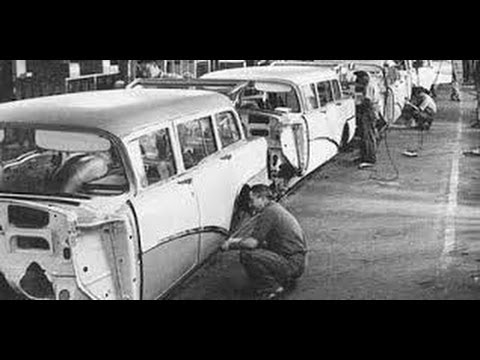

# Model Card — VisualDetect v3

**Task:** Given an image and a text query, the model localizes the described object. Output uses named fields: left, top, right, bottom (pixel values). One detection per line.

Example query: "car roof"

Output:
left=0, top=89, right=233, bottom=138
left=202, top=66, right=338, bottom=85
left=346, top=60, right=390, bottom=67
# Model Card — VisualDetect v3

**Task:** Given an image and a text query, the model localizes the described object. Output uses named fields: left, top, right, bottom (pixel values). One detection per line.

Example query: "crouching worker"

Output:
left=402, top=87, right=437, bottom=131
left=221, top=185, right=308, bottom=300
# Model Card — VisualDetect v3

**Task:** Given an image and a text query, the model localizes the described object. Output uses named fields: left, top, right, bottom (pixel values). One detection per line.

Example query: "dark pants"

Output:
left=414, top=111, right=434, bottom=130
left=403, top=106, right=434, bottom=131
left=358, top=107, right=378, bottom=164
left=240, top=249, right=305, bottom=293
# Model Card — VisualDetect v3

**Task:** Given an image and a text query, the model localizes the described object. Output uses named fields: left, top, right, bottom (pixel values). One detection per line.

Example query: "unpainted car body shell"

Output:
left=0, top=89, right=269, bottom=300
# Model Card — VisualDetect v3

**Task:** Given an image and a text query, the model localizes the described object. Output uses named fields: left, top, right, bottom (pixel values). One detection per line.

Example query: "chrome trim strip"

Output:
left=143, top=226, right=229, bottom=255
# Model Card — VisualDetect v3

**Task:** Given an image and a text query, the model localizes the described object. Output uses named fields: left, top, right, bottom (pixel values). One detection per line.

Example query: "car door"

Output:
left=213, top=110, right=252, bottom=200
left=395, top=60, right=413, bottom=100
left=301, top=82, right=338, bottom=172
left=176, top=115, right=233, bottom=263
left=384, top=66, right=405, bottom=122
left=330, top=79, right=355, bottom=142
left=128, top=124, right=201, bottom=300
left=417, top=60, right=435, bottom=90
left=319, top=81, right=342, bottom=145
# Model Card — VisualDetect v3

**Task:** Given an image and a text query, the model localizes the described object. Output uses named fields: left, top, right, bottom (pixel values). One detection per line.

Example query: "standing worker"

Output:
left=221, top=185, right=308, bottom=300
left=355, top=71, right=382, bottom=169
left=451, top=70, right=461, bottom=102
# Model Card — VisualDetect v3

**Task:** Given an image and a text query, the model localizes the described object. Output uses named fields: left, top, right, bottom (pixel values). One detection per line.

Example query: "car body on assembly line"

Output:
left=270, top=60, right=411, bottom=124
left=393, top=60, right=438, bottom=93
left=410, top=60, right=437, bottom=90
left=0, top=89, right=269, bottom=300
left=202, top=66, right=357, bottom=192
left=346, top=60, right=410, bottom=124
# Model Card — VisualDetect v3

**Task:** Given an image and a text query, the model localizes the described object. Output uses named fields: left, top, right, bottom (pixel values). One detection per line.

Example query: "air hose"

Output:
left=369, top=86, right=400, bottom=182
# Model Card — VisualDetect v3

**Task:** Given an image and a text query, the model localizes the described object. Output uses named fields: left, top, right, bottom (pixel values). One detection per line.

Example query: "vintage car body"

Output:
left=348, top=61, right=409, bottom=124
left=0, top=89, right=269, bottom=300
left=410, top=60, right=436, bottom=90
left=432, top=60, right=453, bottom=85
left=271, top=60, right=410, bottom=124
left=202, top=66, right=356, bottom=190
left=393, top=60, right=437, bottom=93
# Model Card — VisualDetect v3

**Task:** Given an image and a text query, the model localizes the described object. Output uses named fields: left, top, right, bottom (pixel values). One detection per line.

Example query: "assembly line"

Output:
left=1, top=59, right=478, bottom=301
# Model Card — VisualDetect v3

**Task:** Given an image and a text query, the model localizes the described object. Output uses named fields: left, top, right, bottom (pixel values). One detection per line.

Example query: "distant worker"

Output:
left=221, top=185, right=308, bottom=300
left=401, top=87, right=437, bottom=158
left=355, top=71, right=382, bottom=169
left=114, top=80, right=126, bottom=89
left=137, top=60, right=162, bottom=79
left=403, top=87, right=437, bottom=131
left=451, top=71, right=461, bottom=102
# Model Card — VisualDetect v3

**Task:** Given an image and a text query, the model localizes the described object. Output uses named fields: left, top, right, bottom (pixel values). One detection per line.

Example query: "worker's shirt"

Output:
left=418, top=94, right=437, bottom=115
left=251, top=202, right=307, bottom=258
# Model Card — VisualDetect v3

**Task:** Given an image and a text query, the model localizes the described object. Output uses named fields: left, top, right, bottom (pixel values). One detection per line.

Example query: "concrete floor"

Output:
left=170, top=85, right=480, bottom=300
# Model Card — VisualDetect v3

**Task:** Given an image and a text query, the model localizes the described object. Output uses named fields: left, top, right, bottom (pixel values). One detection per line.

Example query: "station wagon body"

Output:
left=346, top=61, right=410, bottom=124
left=410, top=60, right=436, bottom=90
left=0, top=89, right=269, bottom=300
left=394, top=60, right=437, bottom=93
left=202, top=66, right=356, bottom=190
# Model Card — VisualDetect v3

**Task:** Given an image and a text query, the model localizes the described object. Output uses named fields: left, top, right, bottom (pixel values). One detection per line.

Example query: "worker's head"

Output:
left=114, top=80, right=126, bottom=89
left=249, top=184, right=274, bottom=211
left=355, top=71, right=370, bottom=86
left=413, top=86, right=429, bottom=97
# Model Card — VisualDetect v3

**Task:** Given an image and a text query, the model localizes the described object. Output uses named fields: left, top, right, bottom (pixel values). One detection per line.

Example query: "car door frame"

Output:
left=125, top=120, right=202, bottom=300
left=301, top=80, right=339, bottom=172
left=330, top=78, right=353, bottom=143
left=172, top=107, right=241, bottom=264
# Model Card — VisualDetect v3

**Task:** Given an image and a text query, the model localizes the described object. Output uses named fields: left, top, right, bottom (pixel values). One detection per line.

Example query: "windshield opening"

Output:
left=0, top=127, right=129, bottom=198
left=237, top=82, right=301, bottom=113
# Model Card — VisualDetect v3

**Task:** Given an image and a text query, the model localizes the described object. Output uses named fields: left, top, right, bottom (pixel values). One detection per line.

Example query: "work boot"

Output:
left=257, top=286, right=285, bottom=301
left=359, top=162, right=375, bottom=170
left=403, top=150, right=419, bottom=158
left=464, top=148, right=480, bottom=157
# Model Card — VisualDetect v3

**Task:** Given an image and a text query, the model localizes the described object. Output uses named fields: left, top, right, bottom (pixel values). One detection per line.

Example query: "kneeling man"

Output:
left=222, top=185, right=308, bottom=300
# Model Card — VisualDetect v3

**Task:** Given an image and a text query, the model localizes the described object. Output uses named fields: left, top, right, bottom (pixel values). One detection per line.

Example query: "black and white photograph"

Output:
left=0, top=59, right=479, bottom=301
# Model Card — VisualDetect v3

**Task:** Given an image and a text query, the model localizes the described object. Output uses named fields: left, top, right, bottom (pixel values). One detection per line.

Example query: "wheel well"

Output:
left=235, top=185, right=251, bottom=213
left=229, top=185, right=252, bottom=233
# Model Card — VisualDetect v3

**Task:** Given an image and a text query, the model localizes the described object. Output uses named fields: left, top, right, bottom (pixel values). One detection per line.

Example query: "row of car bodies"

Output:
left=0, top=65, right=354, bottom=300
left=272, top=60, right=440, bottom=124
left=202, top=66, right=356, bottom=191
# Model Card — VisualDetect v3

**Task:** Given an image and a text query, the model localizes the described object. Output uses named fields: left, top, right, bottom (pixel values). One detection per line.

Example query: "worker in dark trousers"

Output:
left=222, top=185, right=307, bottom=300
left=451, top=70, right=461, bottom=102
left=403, top=87, right=437, bottom=131
left=401, top=87, right=437, bottom=157
left=355, top=72, right=381, bottom=169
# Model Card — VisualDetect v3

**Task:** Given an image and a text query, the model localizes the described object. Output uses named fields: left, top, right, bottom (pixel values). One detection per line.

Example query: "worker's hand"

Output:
left=221, top=238, right=241, bottom=252
left=221, top=241, right=231, bottom=252
left=241, top=238, right=260, bottom=249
